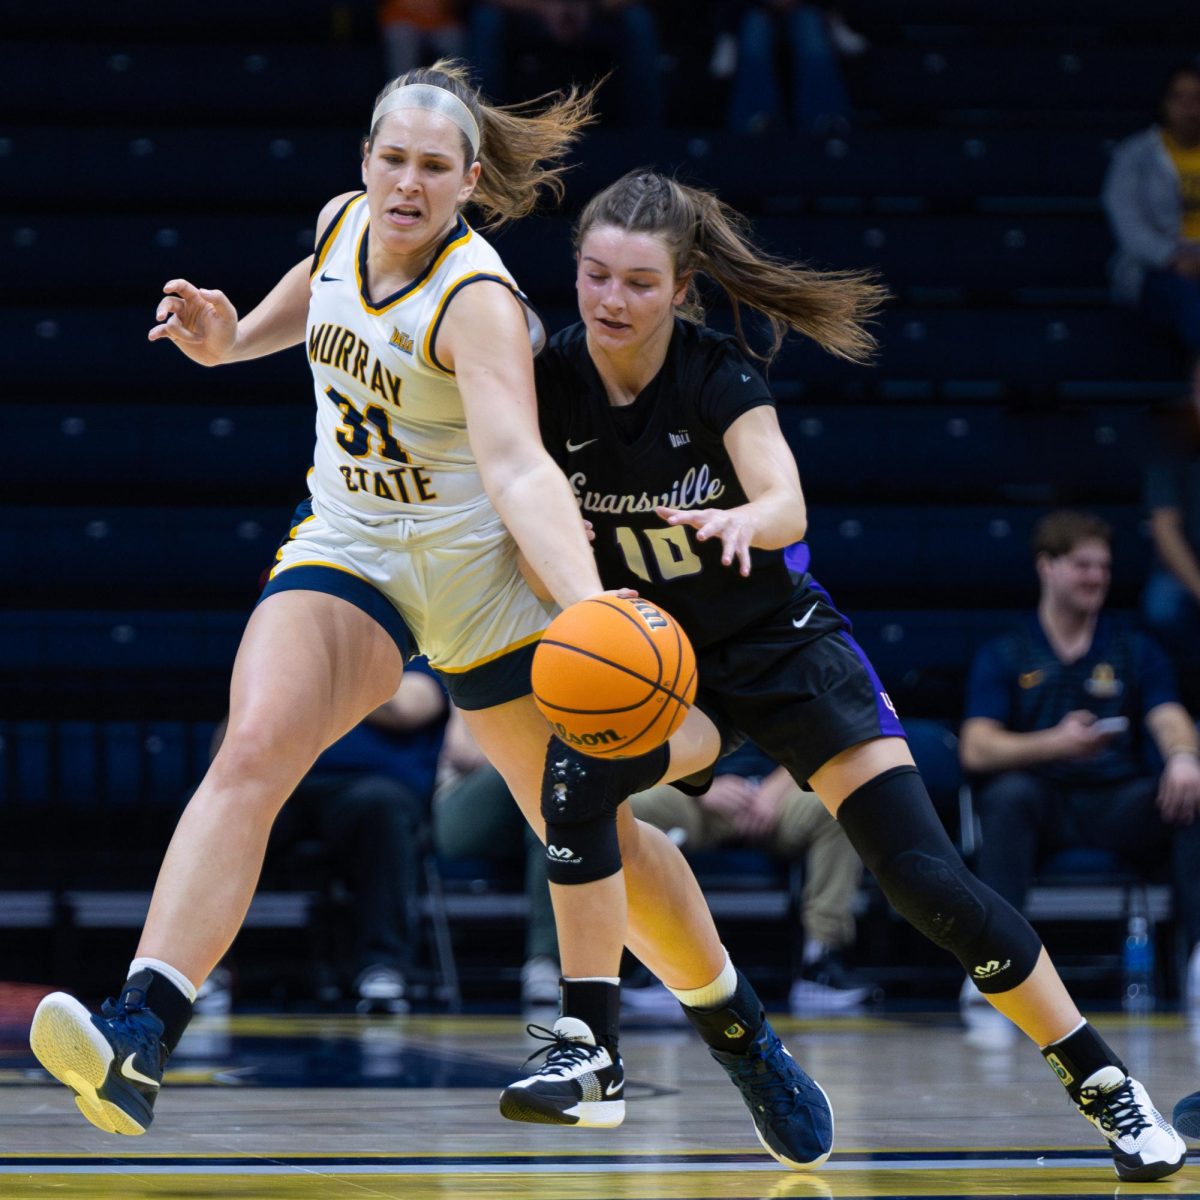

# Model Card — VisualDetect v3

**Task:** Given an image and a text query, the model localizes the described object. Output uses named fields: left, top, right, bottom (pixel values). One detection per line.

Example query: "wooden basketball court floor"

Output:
left=3, top=1008, right=1200, bottom=1199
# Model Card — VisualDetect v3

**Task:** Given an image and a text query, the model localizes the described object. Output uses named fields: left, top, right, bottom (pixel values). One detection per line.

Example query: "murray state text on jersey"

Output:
left=309, top=321, right=405, bottom=407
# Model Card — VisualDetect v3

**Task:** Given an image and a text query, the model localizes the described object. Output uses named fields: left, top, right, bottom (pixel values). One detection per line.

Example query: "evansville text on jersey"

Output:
left=567, top=464, right=726, bottom=516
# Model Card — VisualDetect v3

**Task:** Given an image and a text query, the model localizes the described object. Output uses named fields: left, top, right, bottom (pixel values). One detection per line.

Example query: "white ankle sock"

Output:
left=667, top=949, right=737, bottom=1009
left=129, top=957, right=198, bottom=1004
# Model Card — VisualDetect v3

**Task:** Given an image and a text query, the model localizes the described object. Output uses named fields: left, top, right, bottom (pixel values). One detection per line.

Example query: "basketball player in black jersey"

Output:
left=500, top=170, right=1186, bottom=1183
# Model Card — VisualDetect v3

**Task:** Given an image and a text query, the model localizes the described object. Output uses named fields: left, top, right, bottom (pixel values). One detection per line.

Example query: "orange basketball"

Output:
left=532, top=595, right=698, bottom=759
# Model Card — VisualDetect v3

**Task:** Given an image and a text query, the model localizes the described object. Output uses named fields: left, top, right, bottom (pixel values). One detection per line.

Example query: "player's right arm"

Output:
left=147, top=191, right=356, bottom=367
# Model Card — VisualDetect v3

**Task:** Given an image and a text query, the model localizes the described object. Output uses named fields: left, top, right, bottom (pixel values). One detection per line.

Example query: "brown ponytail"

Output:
left=369, top=59, right=598, bottom=229
left=574, top=170, right=887, bottom=364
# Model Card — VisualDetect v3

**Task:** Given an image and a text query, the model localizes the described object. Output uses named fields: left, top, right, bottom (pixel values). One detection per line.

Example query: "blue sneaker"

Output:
left=30, top=988, right=166, bottom=1135
left=709, top=1019, right=834, bottom=1170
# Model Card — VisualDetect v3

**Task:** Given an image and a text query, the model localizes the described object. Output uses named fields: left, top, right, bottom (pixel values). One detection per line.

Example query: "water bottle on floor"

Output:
left=1122, top=891, right=1155, bottom=1013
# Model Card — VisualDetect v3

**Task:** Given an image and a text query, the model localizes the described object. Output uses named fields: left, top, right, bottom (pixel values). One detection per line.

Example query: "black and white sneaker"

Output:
left=499, top=1017, right=625, bottom=1128
left=1074, top=1066, right=1186, bottom=1181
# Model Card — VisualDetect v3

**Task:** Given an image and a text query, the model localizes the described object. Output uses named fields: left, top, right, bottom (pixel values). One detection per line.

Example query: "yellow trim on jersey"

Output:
left=435, top=628, right=544, bottom=673
left=268, top=559, right=373, bottom=584
left=311, top=194, right=367, bottom=278
left=420, top=270, right=517, bottom=376
left=273, top=508, right=316, bottom=559
left=356, top=218, right=474, bottom=316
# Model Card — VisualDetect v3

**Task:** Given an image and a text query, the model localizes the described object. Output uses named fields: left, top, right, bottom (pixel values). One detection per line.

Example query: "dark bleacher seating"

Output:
left=0, top=717, right=216, bottom=885
left=0, top=402, right=313, bottom=503
left=1, top=506, right=290, bottom=607
left=850, top=47, right=1179, bottom=120
left=806, top=504, right=1150, bottom=609
left=768, top=307, right=1182, bottom=400
left=2, top=43, right=382, bottom=124
left=782, top=405, right=1147, bottom=504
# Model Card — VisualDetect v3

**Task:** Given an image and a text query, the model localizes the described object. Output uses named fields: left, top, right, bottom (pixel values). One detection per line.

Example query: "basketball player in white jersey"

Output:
left=28, top=62, right=818, bottom=1165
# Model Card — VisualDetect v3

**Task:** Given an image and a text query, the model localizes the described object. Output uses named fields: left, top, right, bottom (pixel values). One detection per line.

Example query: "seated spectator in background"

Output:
left=1145, top=392, right=1200, bottom=695
left=467, top=0, right=662, bottom=127
left=268, top=658, right=449, bottom=1014
left=724, top=1, right=864, bottom=135
left=1103, top=61, right=1200, bottom=404
left=959, top=510, right=1200, bottom=1009
left=630, top=741, right=870, bottom=1013
left=432, top=705, right=560, bottom=1009
left=377, top=1, right=464, bottom=78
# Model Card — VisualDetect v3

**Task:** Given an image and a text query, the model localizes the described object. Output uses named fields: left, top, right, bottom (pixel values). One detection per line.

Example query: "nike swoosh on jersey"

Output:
left=605, top=1079, right=624, bottom=1096
left=792, top=602, right=819, bottom=629
left=566, top=438, right=599, bottom=453
left=319, top=270, right=341, bottom=283
left=121, top=1053, right=160, bottom=1090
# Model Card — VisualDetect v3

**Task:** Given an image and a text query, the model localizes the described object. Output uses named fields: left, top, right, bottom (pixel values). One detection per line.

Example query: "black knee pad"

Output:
left=837, top=766, right=1042, bottom=993
left=540, top=739, right=669, bottom=885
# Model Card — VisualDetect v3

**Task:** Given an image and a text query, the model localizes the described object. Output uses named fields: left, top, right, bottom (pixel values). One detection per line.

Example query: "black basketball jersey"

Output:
left=536, top=319, right=798, bottom=649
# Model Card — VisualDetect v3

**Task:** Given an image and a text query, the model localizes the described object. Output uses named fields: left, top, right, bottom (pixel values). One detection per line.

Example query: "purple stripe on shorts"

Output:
left=837, top=629, right=906, bottom=738
left=784, top=541, right=811, bottom=576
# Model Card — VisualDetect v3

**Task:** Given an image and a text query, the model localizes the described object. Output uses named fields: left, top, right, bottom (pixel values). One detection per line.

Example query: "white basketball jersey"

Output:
left=305, top=193, right=544, bottom=525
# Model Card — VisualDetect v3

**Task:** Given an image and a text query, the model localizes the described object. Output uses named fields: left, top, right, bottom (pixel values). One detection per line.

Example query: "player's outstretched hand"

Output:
left=656, top=505, right=755, bottom=577
left=148, top=279, right=238, bottom=366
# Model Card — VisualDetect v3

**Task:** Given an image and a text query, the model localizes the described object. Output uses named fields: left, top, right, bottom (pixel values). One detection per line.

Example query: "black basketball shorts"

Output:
left=692, top=575, right=905, bottom=787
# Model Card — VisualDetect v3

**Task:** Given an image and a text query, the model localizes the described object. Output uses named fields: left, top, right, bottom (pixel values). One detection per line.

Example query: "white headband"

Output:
left=371, top=84, right=480, bottom=161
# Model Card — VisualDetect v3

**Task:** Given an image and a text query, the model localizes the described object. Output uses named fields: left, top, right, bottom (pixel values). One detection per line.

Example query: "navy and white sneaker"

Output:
left=710, top=1020, right=834, bottom=1170
left=499, top=1017, right=625, bottom=1128
left=1074, top=1066, right=1185, bottom=1182
left=30, top=988, right=166, bottom=1135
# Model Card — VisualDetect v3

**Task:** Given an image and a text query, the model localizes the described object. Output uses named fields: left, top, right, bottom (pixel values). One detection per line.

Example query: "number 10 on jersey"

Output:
left=614, top=525, right=703, bottom=582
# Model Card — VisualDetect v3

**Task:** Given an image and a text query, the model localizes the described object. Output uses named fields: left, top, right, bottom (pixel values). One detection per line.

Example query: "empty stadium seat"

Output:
left=0, top=506, right=290, bottom=606
left=2, top=43, right=381, bottom=123
left=0, top=402, right=313, bottom=503
left=804, top=503, right=1150, bottom=608
left=780, top=405, right=1147, bottom=504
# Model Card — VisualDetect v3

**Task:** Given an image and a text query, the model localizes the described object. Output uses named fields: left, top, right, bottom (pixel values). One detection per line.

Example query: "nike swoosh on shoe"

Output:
left=121, top=1054, right=160, bottom=1090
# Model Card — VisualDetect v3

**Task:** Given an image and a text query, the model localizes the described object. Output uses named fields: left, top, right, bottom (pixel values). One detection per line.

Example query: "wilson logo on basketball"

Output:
left=552, top=723, right=621, bottom=748
left=628, top=599, right=668, bottom=629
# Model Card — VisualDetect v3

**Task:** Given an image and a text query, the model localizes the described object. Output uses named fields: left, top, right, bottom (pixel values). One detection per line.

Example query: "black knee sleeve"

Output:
left=541, top=739, right=670, bottom=885
left=837, top=766, right=1042, bottom=993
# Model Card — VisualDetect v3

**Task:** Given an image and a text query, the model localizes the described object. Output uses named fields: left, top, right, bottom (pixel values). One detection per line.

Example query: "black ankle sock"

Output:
left=560, top=979, right=620, bottom=1055
left=121, top=968, right=193, bottom=1057
left=1040, top=1022, right=1125, bottom=1099
left=680, top=969, right=764, bottom=1055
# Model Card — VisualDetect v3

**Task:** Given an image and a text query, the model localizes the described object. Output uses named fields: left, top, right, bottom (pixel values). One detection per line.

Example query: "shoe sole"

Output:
left=1113, top=1148, right=1186, bottom=1183
left=499, top=1087, right=625, bottom=1128
left=754, top=1076, right=834, bottom=1171
left=29, top=993, right=147, bottom=1136
left=1173, top=1090, right=1200, bottom=1140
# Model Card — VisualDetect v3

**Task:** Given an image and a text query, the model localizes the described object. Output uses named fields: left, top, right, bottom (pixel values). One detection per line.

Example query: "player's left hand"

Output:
left=1158, top=751, right=1200, bottom=824
left=655, top=505, right=756, bottom=577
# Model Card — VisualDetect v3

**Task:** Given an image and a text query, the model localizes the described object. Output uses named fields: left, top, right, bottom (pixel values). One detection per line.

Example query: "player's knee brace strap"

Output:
left=541, top=740, right=670, bottom=885
left=837, top=766, right=1041, bottom=993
